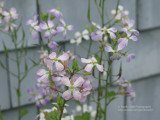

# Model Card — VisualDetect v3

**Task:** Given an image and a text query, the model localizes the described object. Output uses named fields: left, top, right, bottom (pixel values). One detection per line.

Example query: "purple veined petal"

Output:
left=49, top=52, right=57, bottom=59
left=61, top=76, right=71, bottom=87
left=108, top=27, right=117, bottom=32
left=62, top=90, right=72, bottom=100
left=108, top=31, right=116, bottom=39
left=55, top=61, right=64, bottom=71
left=126, top=30, right=132, bottom=36
left=73, top=90, right=81, bottom=100
left=39, top=21, right=48, bottom=30
left=128, top=83, right=133, bottom=90
left=126, top=54, right=135, bottom=62
left=58, top=53, right=69, bottom=61
left=37, top=74, right=49, bottom=83
left=44, top=59, right=54, bottom=70
left=50, top=29, right=57, bottom=36
left=67, top=25, right=74, bottom=31
left=41, top=99, right=47, bottom=106
left=31, top=20, right=38, bottom=26
left=84, top=64, right=94, bottom=72
left=37, top=69, right=47, bottom=76
left=105, top=46, right=114, bottom=52
left=81, top=58, right=91, bottom=63
left=44, top=31, right=51, bottom=39
left=131, top=29, right=139, bottom=36
left=56, top=26, right=64, bottom=32
left=48, top=20, right=54, bottom=28
left=128, top=19, right=135, bottom=27
left=79, top=96, right=87, bottom=103
left=63, top=30, right=67, bottom=39
left=74, top=77, right=84, bottom=87
left=96, top=64, right=103, bottom=72
left=130, top=35, right=137, bottom=41
left=117, top=41, right=126, bottom=51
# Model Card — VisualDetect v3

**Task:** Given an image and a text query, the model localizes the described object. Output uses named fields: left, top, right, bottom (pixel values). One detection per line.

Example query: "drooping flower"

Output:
left=40, top=20, right=57, bottom=39
left=126, top=53, right=135, bottom=62
left=92, top=22, right=117, bottom=39
left=81, top=57, right=103, bottom=72
left=49, top=52, right=69, bottom=71
left=48, top=8, right=63, bottom=18
left=118, top=34, right=137, bottom=48
left=70, top=29, right=89, bottom=45
left=4, top=21, right=17, bottom=32
left=61, top=76, right=84, bottom=101
left=111, top=5, right=129, bottom=23
left=122, top=19, right=139, bottom=36
left=48, top=40, right=58, bottom=51
left=3, top=8, right=18, bottom=22
left=57, top=18, right=74, bottom=39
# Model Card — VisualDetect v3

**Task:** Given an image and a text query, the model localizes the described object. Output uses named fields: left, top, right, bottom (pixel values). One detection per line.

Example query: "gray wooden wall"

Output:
left=0, top=0, right=160, bottom=120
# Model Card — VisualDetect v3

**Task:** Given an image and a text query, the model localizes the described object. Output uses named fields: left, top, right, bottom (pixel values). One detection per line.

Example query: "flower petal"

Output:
left=84, top=64, right=94, bottom=72
left=96, top=64, right=103, bottom=72
left=74, top=77, right=84, bottom=87
left=62, top=90, right=72, bottom=100
left=105, top=46, right=114, bottom=52
left=73, top=90, right=81, bottom=100
left=81, top=58, right=91, bottom=63
left=61, top=76, right=71, bottom=87
left=49, top=52, right=57, bottom=59
left=55, top=61, right=64, bottom=71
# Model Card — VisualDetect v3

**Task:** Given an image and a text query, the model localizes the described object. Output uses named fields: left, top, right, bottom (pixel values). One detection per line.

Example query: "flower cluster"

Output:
left=0, top=1, right=18, bottom=32
left=26, top=8, right=73, bottom=40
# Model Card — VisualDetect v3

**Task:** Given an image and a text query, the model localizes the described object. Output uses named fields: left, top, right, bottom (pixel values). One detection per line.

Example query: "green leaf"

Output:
left=0, top=60, right=5, bottom=69
left=95, top=54, right=100, bottom=64
left=20, top=110, right=28, bottom=119
left=50, top=14, right=55, bottom=20
left=72, top=59, right=79, bottom=72
left=2, top=41, right=8, bottom=56
left=107, top=91, right=116, bottom=98
left=41, top=12, right=45, bottom=21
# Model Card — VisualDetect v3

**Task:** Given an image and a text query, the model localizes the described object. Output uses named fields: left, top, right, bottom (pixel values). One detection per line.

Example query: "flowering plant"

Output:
left=26, top=0, right=139, bottom=120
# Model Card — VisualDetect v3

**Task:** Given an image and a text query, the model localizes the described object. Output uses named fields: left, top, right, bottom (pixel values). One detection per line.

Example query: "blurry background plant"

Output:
left=0, top=1, right=38, bottom=120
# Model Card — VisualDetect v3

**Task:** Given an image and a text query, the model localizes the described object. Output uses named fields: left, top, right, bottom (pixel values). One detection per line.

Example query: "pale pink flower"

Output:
left=0, top=1, right=5, bottom=14
left=4, top=22, right=17, bottom=32
left=48, top=8, right=63, bottom=17
left=3, top=8, right=18, bottom=22
left=61, top=76, right=84, bottom=101
left=49, top=52, right=69, bottom=71
left=81, top=57, right=103, bottom=72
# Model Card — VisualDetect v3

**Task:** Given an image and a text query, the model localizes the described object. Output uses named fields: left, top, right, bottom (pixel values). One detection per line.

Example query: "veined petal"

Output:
left=49, top=52, right=57, bottom=59
left=62, top=90, right=72, bottom=100
left=58, top=53, right=69, bottom=61
left=55, top=61, right=64, bottom=71
left=48, top=20, right=54, bottom=28
left=84, top=64, right=94, bottom=72
left=56, top=26, right=64, bottom=32
left=96, top=64, right=103, bottom=72
left=130, top=35, right=137, bottom=41
left=73, top=90, right=81, bottom=100
left=74, top=77, right=84, bottom=87
left=81, top=58, right=91, bottom=63
left=105, top=46, right=114, bottom=52
left=61, top=76, right=71, bottom=87
left=37, top=69, right=47, bottom=76
left=40, top=22, right=48, bottom=30
left=44, top=31, right=51, bottom=39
